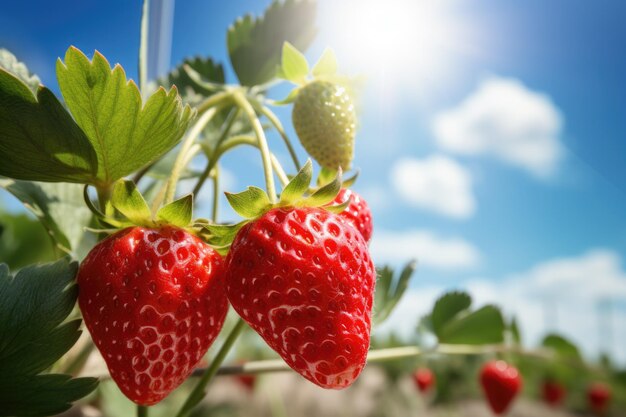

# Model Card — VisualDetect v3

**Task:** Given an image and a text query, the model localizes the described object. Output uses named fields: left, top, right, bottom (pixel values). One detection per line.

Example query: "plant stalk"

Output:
left=233, top=92, right=277, bottom=203
left=174, top=318, right=246, bottom=417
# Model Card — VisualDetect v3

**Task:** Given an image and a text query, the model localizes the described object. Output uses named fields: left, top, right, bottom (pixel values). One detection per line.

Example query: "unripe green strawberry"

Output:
left=292, top=80, right=356, bottom=170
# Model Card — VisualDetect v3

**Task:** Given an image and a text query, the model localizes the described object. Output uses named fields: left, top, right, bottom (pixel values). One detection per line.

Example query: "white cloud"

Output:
left=433, top=76, right=563, bottom=178
left=391, top=155, right=476, bottom=219
left=378, top=249, right=626, bottom=364
left=370, top=229, right=481, bottom=270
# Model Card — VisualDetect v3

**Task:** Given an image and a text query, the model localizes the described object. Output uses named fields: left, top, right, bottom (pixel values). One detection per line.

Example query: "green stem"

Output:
left=95, top=184, right=114, bottom=217
left=256, top=104, right=301, bottom=170
left=211, top=166, right=219, bottom=222
left=164, top=107, right=218, bottom=204
left=137, top=405, right=148, bottom=417
left=175, top=318, right=246, bottom=417
left=138, top=0, right=150, bottom=95
left=233, top=92, right=277, bottom=203
left=211, top=134, right=289, bottom=188
left=192, top=108, right=240, bottom=198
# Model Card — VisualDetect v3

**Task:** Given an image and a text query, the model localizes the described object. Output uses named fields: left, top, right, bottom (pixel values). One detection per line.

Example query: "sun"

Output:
left=323, top=0, right=475, bottom=91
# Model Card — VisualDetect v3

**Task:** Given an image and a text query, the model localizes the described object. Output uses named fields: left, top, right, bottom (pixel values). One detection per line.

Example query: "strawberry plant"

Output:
left=1, top=1, right=625, bottom=417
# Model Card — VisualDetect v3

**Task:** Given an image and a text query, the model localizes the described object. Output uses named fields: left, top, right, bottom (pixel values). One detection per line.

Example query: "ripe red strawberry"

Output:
left=413, top=368, right=436, bottom=393
left=479, top=361, right=522, bottom=415
left=292, top=80, right=356, bottom=171
left=225, top=207, right=375, bottom=389
left=542, top=379, right=566, bottom=407
left=77, top=226, right=228, bottom=405
left=587, top=382, right=611, bottom=415
left=331, top=188, right=373, bottom=243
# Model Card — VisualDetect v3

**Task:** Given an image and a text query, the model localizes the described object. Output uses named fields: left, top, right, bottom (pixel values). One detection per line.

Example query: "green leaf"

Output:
left=280, top=42, right=309, bottom=84
left=157, top=194, right=193, bottom=227
left=431, top=291, right=472, bottom=337
left=280, top=159, right=312, bottom=204
left=225, top=187, right=271, bottom=219
left=0, top=179, right=95, bottom=258
left=160, top=56, right=225, bottom=105
left=0, top=260, right=98, bottom=416
left=303, top=168, right=342, bottom=207
left=324, top=199, right=350, bottom=214
left=0, top=68, right=97, bottom=183
left=56, top=47, right=194, bottom=185
left=111, top=179, right=152, bottom=225
left=510, top=317, right=522, bottom=345
left=438, top=305, right=505, bottom=345
left=0, top=210, right=55, bottom=269
left=542, top=333, right=581, bottom=360
left=373, top=261, right=417, bottom=325
left=227, top=0, right=317, bottom=86
left=0, top=48, right=41, bottom=93
left=312, top=48, right=337, bottom=77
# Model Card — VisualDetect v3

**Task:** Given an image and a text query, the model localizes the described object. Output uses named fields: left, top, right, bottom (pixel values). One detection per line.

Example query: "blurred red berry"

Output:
left=542, top=379, right=566, bottom=407
left=479, top=360, right=522, bottom=415
left=587, top=382, right=611, bottom=415
left=413, top=368, right=435, bottom=393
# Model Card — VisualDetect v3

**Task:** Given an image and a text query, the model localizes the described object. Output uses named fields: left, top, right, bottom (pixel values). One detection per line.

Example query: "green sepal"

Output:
left=316, top=166, right=337, bottom=186
left=157, top=194, right=193, bottom=227
left=342, top=170, right=359, bottom=188
left=111, top=180, right=152, bottom=225
left=280, top=159, right=313, bottom=205
left=323, top=199, right=350, bottom=214
left=302, top=168, right=342, bottom=207
left=312, top=48, right=337, bottom=77
left=280, top=42, right=309, bottom=84
left=200, top=221, right=249, bottom=248
left=225, top=187, right=271, bottom=219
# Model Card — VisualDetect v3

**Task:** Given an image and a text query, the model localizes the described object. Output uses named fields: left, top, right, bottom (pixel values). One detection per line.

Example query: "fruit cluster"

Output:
left=78, top=185, right=374, bottom=404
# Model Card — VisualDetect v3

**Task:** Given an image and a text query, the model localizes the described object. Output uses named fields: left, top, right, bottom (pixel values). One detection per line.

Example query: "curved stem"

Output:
left=270, top=154, right=289, bottom=187
left=256, top=104, right=301, bottom=171
left=211, top=166, right=219, bottom=222
left=164, top=107, right=218, bottom=204
left=192, top=108, right=241, bottom=198
left=232, top=92, right=277, bottom=203
left=175, top=318, right=246, bottom=417
left=138, top=0, right=150, bottom=95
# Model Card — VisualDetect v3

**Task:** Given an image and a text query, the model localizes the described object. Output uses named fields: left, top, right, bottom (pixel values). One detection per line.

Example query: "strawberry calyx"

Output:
left=198, top=159, right=353, bottom=254
left=85, top=179, right=196, bottom=234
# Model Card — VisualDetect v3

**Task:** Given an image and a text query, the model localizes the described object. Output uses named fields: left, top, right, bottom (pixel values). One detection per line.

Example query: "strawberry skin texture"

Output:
left=332, top=189, right=373, bottom=243
left=479, top=361, right=522, bottom=415
left=292, top=80, right=356, bottom=171
left=225, top=207, right=375, bottom=389
left=77, top=226, right=228, bottom=405
left=413, top=368, right=435, bottom=393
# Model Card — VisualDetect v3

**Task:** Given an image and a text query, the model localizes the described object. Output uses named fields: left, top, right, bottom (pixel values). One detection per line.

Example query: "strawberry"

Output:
left=331, top=188, right=373, bottom=243
left=77, top=226, right=228, bottom=405
left=479, top=361, right=522, bottom=415
left=587, top=382, right=611, bottom=415
left=413, top=367, right=436, bottom=393
left=225, top=207, right=375, bottom=389
left=542, top=379, right=566, bottom=407
left=236, top=374, right=256, bottom=392
left=292, top=80, right=356, bottom=171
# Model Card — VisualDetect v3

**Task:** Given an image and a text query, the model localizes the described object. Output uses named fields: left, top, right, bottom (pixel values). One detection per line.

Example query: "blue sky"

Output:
left=1, top=0, right=625, bottom=362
